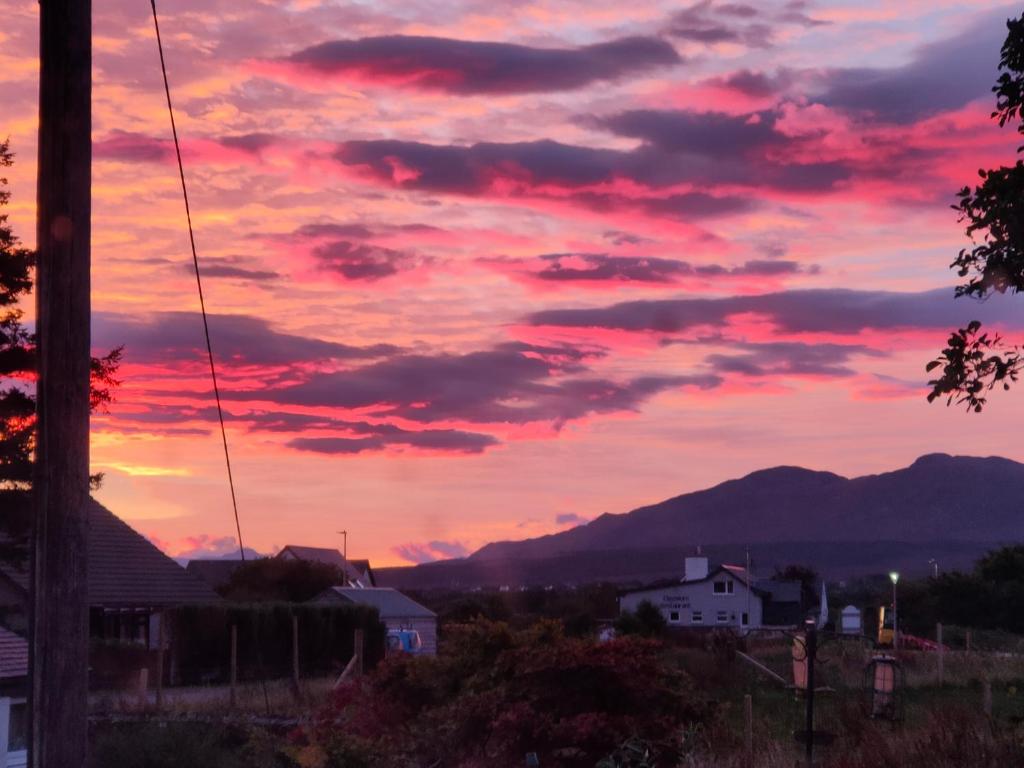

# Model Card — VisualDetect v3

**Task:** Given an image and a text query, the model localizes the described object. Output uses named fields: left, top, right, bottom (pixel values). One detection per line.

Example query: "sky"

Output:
left=2, top=0, right=1023, bottom=566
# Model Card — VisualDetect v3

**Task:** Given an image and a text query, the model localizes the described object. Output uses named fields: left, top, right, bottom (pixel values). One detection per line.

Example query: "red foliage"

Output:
left=306, top=620, right=711, bottom=768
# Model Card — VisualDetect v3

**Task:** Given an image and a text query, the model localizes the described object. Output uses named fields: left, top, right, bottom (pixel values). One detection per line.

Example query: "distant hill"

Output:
left=377, top=454, right=1024, bottom=589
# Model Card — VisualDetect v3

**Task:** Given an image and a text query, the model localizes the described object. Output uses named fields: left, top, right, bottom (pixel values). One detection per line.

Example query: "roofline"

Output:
left=620, top=566, right=775, bottom=598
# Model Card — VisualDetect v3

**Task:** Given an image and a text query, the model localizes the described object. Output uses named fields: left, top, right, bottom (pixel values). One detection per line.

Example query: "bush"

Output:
left=305, top=619, right=712, bottom=768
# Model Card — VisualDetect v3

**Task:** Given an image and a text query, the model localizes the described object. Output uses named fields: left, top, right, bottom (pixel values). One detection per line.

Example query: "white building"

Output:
left=619, top=556, right=803, bottom=630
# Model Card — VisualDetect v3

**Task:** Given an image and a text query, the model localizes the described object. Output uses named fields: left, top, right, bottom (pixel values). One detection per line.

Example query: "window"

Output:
left=713, top=580, right=734, bottom=595
left=716, top=610, right=729, bottom=623
left=669, top=611, right=680, bottom=623
left=691, top=611, right=703, bottom=624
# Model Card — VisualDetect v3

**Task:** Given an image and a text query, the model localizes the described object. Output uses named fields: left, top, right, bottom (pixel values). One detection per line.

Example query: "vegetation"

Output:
left=929, top=14, right=1024, bottom=409
left=298, top=619, right=712, bottom=767
left=220, top=557, right=350, bottom=603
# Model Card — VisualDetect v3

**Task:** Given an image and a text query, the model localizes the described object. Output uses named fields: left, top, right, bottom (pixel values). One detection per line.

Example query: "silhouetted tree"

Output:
left=775, top=563, right=818, bottom=608
left=928, top=15, right=1024, bottom=410
left=0, top=139, right=121, bottom=562
left=219, top=557, right=347, bottom=602
left=614, top=599, right=668, bottom=638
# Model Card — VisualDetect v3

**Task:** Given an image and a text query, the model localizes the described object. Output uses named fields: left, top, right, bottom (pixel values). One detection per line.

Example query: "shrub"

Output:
left=305, top=619, right=711, bottom=768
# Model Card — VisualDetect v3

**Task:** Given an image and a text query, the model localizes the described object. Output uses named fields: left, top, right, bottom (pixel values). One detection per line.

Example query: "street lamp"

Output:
left=889, top=572, right=899, bottom=651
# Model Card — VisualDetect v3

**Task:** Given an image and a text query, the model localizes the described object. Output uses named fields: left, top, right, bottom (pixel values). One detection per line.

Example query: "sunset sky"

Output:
left=3, top=0, right=1023, bottom=565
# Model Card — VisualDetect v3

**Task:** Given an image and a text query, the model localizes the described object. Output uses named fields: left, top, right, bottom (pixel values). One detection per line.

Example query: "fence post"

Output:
left=966, top=630, right=972, bottom=653
left=983, top=679, right=992, bottom=718
left=230, top=624, right=238, bottom=709
left=354, top=628, right=364, bottom=677
left=292, top=614, right=301, bottom=694
left=156, top=610, right=165, bottom=709
left=936, top=623, right=943, bottom=687
left=743, top=693, right=752, bottom=764
left=137, top=667, right=149, bottom=709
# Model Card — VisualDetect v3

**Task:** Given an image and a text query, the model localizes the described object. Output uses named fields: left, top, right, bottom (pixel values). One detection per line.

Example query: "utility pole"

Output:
left=31, top=0, right=92, bottom=765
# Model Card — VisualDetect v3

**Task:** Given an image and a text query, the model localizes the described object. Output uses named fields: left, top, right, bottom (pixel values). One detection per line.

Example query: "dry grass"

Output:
left=89, top=675, right=338, bottom=717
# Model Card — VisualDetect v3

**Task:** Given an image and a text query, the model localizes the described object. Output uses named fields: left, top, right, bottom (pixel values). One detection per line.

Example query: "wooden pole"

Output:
left=936, top=623, right=943, bottom=687
left=156, top=612, right=164, bottom=709
left=291, top=615, right=300, bottom=693
left=743, top=693, right=753, bottom=764
left=354, top=629, right=364, bottom=677
left=30, top=0, right=92, bottom=765
left=137, top=668, right=148, bottom=709
left=229, top=624, right=237, bottom=709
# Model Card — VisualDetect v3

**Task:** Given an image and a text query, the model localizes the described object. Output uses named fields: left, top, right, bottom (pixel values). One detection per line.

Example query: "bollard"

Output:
left=936, top=623, right=943, bottom=687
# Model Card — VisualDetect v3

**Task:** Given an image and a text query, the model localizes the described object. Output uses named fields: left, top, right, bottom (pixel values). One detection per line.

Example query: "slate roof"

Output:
left=0, top=627, right=28, bottom=679
left=314, top=587, right=436, bottom=619
left=277, top=546, right=376, bottom=586
left=185, top=559, right=245, bottom=591
left=0, top=500, right=219, bottom=608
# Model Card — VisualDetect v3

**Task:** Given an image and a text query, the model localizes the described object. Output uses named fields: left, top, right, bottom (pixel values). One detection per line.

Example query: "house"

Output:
left=618, top=556, right=803, bottom=631
left=0, top=499, right=219, bottom=649
left=276, top=545, right=376, bottom=587
left=0, top=626, right=26, bottom=767
left=313, top=587, right=437, bottom=654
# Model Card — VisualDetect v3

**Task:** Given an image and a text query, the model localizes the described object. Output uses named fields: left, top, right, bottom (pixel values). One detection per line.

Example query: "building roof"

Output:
left=314, top=587, right=435, bottom=619
left=89, top=500, right=221, bottom=606
left=0, top=626, right=28, bottom=679
left=0, top=500, right=220, bottom=608
left=621, top=565, right=767, bottom=597
left=185, top=559, right=245, bottom=591
left=277, top=545, right=375, bottom=586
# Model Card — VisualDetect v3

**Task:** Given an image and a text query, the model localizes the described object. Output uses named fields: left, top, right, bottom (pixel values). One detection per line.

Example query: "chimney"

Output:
left=684, top=556, right=709, bottom=582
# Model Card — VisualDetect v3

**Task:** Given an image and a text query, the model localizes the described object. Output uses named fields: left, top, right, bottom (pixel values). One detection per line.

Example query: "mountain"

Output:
left=377, top=454, right=1024, bottom=589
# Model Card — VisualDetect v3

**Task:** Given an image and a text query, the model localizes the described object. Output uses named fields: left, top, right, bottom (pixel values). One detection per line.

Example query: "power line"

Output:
left=149, top=0, right=246, bottom=562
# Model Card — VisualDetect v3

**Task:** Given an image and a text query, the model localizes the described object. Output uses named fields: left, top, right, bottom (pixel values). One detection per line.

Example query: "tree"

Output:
left=928, top=15, right=1024, bottom=410
left=775, top=564, right=819, bottom=608
left=0, top=139, right=121, bottom=561
left=614, top=600, right=668, bottom=638
left=218, top=557, right=348, bottom=602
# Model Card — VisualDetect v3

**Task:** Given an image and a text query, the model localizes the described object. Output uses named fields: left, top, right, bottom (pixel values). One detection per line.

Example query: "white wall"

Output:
left=620, top=572, right=763, bottom=629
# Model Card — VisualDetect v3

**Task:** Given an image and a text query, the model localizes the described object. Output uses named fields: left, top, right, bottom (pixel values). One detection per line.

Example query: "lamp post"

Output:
left=889, top=571, right=899, bottom=651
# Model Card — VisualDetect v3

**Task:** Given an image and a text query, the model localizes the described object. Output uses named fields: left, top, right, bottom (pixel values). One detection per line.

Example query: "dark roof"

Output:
left=279, top=545, right=346, bottom=568
left=621, top=566, right=768, bottom=597
left=185, top=559, right=245, bottom=590
left=314, top=587, right=436, bottom=619
left=0, top=500, right=220, bottom=608
left=0, top=626, right=27, bottom=679
left=89, top=500, right=220, bottom=607
left=277, top=546, right=375, bottom=586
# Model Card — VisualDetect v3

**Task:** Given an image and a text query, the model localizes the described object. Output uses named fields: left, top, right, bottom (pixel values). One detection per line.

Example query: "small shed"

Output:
left=841, top=604, right=862, bottom=634
left=313, top=587, right=437, bottom=654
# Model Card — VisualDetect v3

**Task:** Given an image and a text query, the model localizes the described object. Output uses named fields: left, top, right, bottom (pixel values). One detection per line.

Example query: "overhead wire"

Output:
left=149, top=0, right=247, bottom=562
